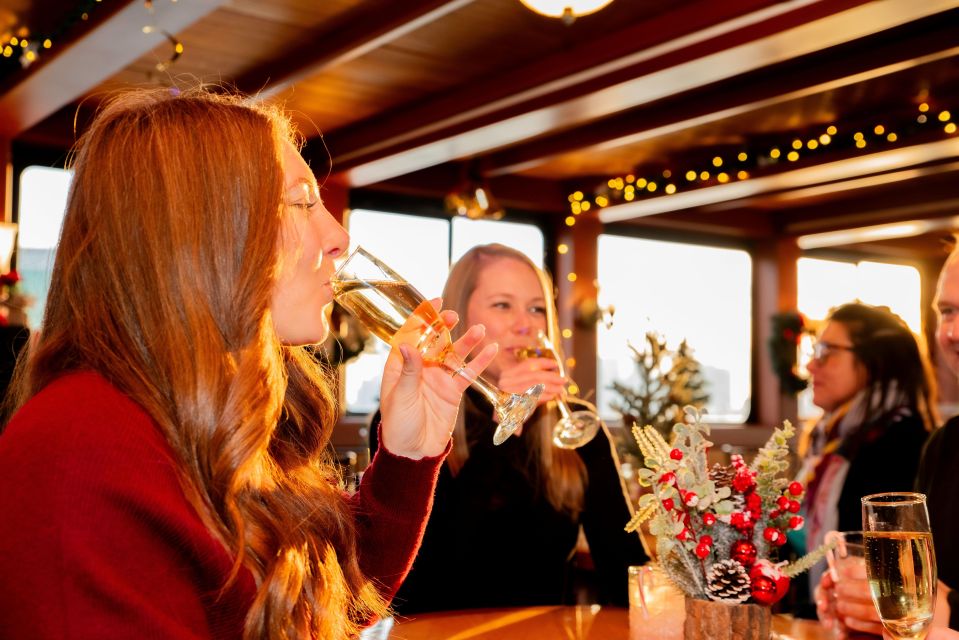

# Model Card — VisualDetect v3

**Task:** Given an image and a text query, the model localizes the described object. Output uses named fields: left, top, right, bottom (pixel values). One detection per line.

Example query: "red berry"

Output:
left=763, top=527, right=782, bottom=543
left=695, top=543, right=711, bottom=559
left=769, top=509, right=781, bottom=519
left=789, top=515, right=804, bottom=530
left=776, top=495, right=789, bottom=509
left=677, top=527, right=691, bottom=542
left=702, top=513, right=716, bottom=526
left=788, top=481, right=804, bottom=496
left=699, top=535, right=713, bottom=546
left=659, top=472, right=676, bottom=486
left=684, top=492, right=699, bottom=507
left=662, top=498, right=674, bottom=511
left=787, top=500, right=801, bottom=513
left=670, top=448, right=684, bottom=461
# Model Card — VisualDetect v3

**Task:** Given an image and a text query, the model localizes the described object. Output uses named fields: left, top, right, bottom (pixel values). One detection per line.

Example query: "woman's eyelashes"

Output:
left=289, top=199, right=318, bottom=212
left=490, top=300, right=546, bottom=315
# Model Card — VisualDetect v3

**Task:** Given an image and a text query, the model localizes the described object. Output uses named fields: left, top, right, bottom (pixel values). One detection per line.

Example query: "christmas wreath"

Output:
left=767, top=311, right=808, bottom=395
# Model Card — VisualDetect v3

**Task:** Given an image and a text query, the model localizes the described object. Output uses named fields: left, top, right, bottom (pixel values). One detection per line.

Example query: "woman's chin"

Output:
left=276, top=318, right=329, bottom=346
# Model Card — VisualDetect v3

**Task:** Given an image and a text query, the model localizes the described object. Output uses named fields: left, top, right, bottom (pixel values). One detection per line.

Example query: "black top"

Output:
left=832, top=408, right=929, bottom=533
left=369, top=389, right=648, bottom=614
left=915, top=415, right=959, bottom=630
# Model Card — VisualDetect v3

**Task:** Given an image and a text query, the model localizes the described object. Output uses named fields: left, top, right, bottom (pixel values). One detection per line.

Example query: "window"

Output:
left=16, top=166, right=73, bottom=328
left=451, top=217, right=544, bottom=267
left=796, top=257, right=922, bottom=420
left=342, top=209, right=544, bottom=414
left=596, top=235, right=753, bottom=423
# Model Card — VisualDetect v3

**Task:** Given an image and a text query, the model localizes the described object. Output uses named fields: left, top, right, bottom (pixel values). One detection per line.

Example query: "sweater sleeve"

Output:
left=350, top=423, right=449, bottom=601
left=578, top=426, right=649, bottom=606
left=0, top=375, right=251, bottom=640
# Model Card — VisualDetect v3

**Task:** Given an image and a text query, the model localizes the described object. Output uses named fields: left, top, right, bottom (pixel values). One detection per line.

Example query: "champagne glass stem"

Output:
left=555, top=397, right=574, bottom=421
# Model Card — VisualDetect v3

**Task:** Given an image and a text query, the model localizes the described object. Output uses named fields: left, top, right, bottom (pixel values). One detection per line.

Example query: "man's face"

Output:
left=934, top=255, right=959, bottom=376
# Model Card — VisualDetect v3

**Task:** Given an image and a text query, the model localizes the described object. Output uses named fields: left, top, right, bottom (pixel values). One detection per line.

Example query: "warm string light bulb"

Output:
left=568, top=97, right=956, bottom=212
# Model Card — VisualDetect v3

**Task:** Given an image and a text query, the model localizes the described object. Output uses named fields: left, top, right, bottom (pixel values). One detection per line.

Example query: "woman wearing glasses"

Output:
left=793, top=302, right=938, bottom=612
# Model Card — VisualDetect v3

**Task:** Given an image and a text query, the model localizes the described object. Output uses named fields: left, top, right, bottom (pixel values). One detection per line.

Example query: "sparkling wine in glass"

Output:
left=517, top=330, right=601, bottom=449
left=862, top=492, right=937, bottom=640
left=332, top=246, right=543, bottom=445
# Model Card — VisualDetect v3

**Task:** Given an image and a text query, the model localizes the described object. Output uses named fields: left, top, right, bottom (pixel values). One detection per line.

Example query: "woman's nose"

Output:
left=320, top=208, right=349, bottom=260
left=513, top=314, right=532, bottom=335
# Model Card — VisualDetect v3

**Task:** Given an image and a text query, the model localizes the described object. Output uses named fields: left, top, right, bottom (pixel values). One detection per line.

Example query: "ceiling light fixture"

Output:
left=518, top=0, right=615, bottom=25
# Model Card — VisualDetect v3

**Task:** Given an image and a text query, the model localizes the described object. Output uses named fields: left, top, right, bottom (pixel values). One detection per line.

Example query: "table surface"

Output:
left=382, top=605, right=830, bottom=639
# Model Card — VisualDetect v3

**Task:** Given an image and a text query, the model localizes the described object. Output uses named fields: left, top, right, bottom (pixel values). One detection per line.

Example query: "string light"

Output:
left=1, top=0, right=182, bottom=73
left=562, top=329, right=573, bottom=339
left=557, top=244, right=569, bottom=254
left=571, top=98, right=957, bottom=211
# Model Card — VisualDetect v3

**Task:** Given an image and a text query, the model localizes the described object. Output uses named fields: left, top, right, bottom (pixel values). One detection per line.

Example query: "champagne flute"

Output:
left=862, top=492, right=937, bottom=640
left=332, top=246, right=543, bottom=445
left=517, top=330, right=600, bottom=448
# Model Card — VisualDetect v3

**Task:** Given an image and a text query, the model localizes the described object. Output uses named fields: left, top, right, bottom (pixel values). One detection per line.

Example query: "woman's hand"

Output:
left=887, top=628, right=959, bottom=640
left=815, top=558, right=884, bottom=637
left=497, top=357, right=567, bottom=406
left=379, top=302, right=496, bottom=459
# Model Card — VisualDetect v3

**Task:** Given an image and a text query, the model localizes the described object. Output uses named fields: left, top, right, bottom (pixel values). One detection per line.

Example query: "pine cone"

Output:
left=708, top=463, right=734, bottom=488
left=706, top=559, right=751, bottom=603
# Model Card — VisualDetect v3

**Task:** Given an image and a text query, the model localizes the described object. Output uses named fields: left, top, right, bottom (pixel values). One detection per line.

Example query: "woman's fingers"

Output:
left=835, top=578, right=875, bottom=605
left=440, top=309, right=459, bottom=331
left=842, top=616, right=885, bottom=636
left=836, top=598, right=883, bottom=626
left=451, top=343, right=497, bottom=390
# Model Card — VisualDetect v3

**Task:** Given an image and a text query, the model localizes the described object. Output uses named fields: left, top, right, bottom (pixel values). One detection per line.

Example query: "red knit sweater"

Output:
left=0, top=372, right=444, bottom=638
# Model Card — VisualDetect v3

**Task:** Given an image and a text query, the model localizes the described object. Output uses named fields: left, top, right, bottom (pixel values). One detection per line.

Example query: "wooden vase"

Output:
left=683, top=597, right=771, bottom=640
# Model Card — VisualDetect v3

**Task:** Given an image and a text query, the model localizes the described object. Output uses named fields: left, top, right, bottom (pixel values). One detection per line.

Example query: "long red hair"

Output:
left=5, top=88, right=386, bottom=638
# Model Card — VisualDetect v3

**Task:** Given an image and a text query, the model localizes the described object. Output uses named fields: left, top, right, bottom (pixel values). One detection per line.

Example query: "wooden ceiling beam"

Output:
left=0, top=0, right=227, bottom=138
left=362, top=167, right=569, bottom=214
left=325, top=0, right=781, bottom=165
left=332, top=0, right=958, bottom=187
left=484, top=20, right=959, bottom=177
left=238, top=0, right=476, bottom=98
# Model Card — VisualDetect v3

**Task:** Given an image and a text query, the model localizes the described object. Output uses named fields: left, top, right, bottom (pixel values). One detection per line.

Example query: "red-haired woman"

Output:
left=0, top=88, right=494, bottom=639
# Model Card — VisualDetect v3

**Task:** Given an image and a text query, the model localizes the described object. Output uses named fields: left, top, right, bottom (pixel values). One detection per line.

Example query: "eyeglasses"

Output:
left=811, top=341, right=856, bottom=363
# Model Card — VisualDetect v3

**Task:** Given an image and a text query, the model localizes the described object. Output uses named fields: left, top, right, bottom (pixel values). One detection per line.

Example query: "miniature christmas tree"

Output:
left=609, top=332, right=709, bottom=443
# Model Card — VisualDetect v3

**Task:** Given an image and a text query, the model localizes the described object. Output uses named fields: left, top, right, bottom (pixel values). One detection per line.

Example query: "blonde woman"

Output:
left=371, top=243, right=647, bottom=613
left=0, top=88, right=494, bottom=639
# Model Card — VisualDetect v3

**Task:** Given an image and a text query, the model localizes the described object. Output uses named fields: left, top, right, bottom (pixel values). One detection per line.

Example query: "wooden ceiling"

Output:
left=2, top=0, right=959, bottom=257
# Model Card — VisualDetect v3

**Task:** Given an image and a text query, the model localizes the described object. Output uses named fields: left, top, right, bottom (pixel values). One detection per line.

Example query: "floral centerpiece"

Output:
left=626, top=407, right=827, bottom=639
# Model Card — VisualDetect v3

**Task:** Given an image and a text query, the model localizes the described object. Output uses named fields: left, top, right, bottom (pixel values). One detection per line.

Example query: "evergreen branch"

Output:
left=782, top=541, right=836, bottom=578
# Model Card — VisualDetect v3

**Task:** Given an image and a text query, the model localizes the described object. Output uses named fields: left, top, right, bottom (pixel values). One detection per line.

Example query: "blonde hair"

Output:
left=443, top=244, right=586, bottom=515
left=5, top=87, right=386, bottom=638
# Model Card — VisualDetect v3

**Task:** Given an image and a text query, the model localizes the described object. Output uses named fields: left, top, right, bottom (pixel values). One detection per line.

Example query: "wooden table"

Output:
left=381, top=605, right=831, bottom=639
